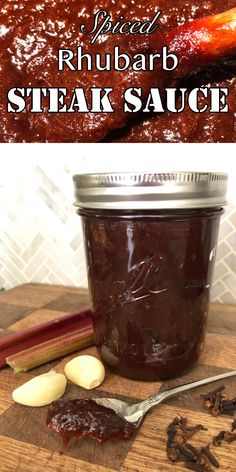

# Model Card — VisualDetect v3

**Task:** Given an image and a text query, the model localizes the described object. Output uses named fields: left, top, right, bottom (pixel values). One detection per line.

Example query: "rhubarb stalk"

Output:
left=6, top=326, right=94, bottom=372
left=0, top=307, right=93, bottom=368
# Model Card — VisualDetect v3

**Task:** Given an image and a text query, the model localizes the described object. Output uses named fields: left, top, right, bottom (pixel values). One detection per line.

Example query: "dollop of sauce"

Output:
left=47, top=398, right=137, bottom=444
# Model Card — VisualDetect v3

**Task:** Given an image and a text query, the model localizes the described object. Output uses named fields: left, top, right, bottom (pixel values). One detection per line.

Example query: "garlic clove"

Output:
left=64, top=355, right=105, bottom=390
left=12, top=369, right=67, bottom=407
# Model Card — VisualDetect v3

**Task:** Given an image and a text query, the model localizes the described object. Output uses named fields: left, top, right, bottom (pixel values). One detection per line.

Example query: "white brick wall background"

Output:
left=211, top=202, right=236, bottom=303
left=0, top=161, right=87, bottom=289
left=0, top=156, right=236, bottom=303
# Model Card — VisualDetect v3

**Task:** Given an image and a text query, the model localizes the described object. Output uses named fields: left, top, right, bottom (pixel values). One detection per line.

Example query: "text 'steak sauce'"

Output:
left=73, top=172, right=228, bottom=380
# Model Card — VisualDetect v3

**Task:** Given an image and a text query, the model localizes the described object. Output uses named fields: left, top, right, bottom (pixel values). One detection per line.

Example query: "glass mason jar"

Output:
left=73, top=172, right=227, bottom=380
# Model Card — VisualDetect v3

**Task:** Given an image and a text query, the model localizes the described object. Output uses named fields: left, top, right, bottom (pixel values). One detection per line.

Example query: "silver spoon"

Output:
left=93, top=370, right=236, bottom=427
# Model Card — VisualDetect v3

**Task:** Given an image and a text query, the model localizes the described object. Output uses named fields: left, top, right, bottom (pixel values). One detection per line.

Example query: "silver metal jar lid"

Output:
left=73, top=172, right=228, bottom=210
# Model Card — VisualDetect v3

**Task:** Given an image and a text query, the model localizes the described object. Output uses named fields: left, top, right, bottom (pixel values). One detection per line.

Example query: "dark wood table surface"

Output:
left=0, top=283, right=235, bottom=472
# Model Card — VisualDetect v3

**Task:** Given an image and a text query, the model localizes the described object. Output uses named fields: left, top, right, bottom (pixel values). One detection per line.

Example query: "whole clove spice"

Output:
left=213, top=430, right=236, bottom=446
left=166, top=417, right=220, bottom=472
left=167, top=417, right=207, bottom=454
left=223, top=431, right=236, bottom=443
left=201, top=386, right=225, bottom=416
left=201, top=445, right=220, bottom=468
left=201, top=385, right=236, bottom=416
left=201, top=385, right=236, bottom=417
left=166, top=417, right=182, bottom=461
left=212, top=431, right=226, bottom=446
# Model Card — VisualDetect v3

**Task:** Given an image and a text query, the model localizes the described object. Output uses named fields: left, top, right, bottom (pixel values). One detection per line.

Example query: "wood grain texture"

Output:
left=0, top=283, right=235, bottom=472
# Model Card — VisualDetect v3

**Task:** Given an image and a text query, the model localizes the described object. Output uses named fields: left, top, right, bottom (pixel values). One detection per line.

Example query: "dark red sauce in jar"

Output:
left=73, top=172, right=227, bottom=380
left=47, top=398, right=136, bottom=444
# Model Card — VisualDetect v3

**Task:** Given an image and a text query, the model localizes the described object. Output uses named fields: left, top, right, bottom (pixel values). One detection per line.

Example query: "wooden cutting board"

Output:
left=0, top=283, right=235, bottom=472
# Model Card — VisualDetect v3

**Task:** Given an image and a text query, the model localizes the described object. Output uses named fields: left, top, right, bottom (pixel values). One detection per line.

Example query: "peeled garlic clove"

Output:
left=12, top=370, right=67, bottom=407
left=64, top=355, right=105, bottom=389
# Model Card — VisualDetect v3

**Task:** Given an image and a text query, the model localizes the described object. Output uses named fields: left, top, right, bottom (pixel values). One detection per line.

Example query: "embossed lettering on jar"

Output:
left=73, top=172, right=228, bottom=380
